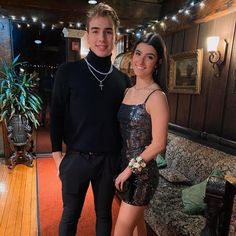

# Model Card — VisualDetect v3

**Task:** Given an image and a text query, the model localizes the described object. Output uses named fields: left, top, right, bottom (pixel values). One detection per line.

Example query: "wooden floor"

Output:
left=0, top=158, right=38, bottom=236
left=0, top=155, right=156, bottom=236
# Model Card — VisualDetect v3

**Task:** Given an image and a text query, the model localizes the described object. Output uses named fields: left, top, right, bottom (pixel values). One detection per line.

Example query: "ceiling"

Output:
left=0, top=0, right=166, bottom=30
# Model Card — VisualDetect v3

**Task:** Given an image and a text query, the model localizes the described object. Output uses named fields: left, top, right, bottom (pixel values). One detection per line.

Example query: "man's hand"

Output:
left=52, top=151, right=63, bottom=175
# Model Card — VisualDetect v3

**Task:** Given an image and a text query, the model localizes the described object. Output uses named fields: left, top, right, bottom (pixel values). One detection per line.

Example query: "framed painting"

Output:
left=168, top=49, right=203, bottom=94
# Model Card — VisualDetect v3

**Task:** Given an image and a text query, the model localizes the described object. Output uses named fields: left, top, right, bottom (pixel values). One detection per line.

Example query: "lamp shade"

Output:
left=207, top=36, right=219, bottom=52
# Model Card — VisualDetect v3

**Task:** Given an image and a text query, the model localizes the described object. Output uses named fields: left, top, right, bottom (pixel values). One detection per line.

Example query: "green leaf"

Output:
left=12, top=55, right=21, bottom=65
left=0, top=110, right=8, bottom=120
left=0, top=55, right=42, bottom=127
left=19, top=94, right=26, bottom=106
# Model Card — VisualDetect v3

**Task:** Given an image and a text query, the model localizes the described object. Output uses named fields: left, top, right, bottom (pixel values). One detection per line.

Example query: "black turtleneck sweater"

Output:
left=50, top=50, right=129, bottom=153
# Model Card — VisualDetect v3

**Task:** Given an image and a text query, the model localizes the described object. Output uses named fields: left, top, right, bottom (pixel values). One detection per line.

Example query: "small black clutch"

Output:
left=116, top=180, right=134, bottom=202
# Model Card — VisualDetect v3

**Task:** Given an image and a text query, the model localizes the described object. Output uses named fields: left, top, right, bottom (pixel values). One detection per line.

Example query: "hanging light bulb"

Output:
left=34, top=39, right=42, bottom=45
left=88, top=0, right=97, bottom=4
left=34, top=30, right=42, bottom=45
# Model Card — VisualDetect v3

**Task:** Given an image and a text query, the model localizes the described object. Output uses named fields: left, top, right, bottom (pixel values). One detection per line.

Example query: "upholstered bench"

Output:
left=144, top=132, right=236, bottom=236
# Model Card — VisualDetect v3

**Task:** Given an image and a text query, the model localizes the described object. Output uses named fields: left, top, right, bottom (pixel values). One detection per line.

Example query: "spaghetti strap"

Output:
left=123, top=88, right=129, bottom=97
left=144, top=89, right=162, bottom=104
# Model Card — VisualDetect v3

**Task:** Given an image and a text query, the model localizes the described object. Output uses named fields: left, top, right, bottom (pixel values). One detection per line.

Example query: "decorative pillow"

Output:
left=182, top=169, right=224, bottom=215
left=156, top=154, right=167, bottom=168
left=159, top=168, right=191, bottom=184
left=182, top=179, right=207, bottom=215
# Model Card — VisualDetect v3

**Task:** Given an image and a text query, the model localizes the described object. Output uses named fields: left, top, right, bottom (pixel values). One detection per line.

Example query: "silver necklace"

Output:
left=84, top=58, right=113, bottom=91
left=84, top=58, right=113, bottom=75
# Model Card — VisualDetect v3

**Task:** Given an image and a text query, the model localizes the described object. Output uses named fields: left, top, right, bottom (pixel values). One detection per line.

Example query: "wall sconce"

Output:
left=207, top=36, right=228, bottom=77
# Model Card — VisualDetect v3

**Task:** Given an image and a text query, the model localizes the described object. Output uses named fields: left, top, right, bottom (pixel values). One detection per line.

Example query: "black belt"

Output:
left=80, top=151, right=105, bottom=159
left=68, top=151, right=105, bottom=159
left=80, top=151, right=104, bottom=156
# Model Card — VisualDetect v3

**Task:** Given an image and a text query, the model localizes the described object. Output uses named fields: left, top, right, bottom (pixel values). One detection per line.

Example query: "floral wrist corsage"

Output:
left=128, top=156, right=147, bottom=173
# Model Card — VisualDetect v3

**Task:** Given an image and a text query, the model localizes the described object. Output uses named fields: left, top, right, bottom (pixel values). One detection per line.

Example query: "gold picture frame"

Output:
left=168, top=49, right=203, bottom=94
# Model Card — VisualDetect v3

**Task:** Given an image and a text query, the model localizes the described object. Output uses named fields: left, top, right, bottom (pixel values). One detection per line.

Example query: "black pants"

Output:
left=58, top=152, right=119, bottom=236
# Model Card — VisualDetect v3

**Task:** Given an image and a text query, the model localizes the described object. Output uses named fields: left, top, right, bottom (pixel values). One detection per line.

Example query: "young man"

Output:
left=50, top=3, right=129, bottom=236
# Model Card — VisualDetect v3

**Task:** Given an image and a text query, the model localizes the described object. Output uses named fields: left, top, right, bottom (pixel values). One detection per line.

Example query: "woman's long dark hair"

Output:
left=132, top=33, right=168, bottom=92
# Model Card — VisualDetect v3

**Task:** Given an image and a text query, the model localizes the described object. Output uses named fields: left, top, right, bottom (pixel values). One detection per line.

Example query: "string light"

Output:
left=135, top=0, right=206, bottom=36
left=22, top=63, right=58, bottom=69
left=1, top=0, right=206, bottom=35
left=160, top=22, right=166, bottom=29
left=199, top=2, right=205, bottom=8
left=184, top=9, right=190, bottom=15
left=171, top=15, right=178, bottom=22
left=32, top=17, right=37, bottom=22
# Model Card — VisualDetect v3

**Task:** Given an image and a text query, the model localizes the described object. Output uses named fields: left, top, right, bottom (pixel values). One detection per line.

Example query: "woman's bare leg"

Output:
left=114, top=201, right=145, bottom=236
left=133, top=215, right=147, bottom=236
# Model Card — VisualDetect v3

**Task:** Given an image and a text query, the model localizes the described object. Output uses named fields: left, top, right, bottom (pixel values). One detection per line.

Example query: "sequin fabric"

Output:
left=118, top=103, right=159, bottom=206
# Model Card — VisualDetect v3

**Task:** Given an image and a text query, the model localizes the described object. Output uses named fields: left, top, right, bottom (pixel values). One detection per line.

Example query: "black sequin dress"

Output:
left=117, top=90, right=159, bottom=206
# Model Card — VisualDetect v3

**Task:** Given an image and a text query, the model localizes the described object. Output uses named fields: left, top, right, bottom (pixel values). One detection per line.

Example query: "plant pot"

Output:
left=6, top=115, right=34, bottom=169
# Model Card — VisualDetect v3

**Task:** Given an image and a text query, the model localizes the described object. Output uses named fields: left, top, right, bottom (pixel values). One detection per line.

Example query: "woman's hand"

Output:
left=115, top=167, right=132, bottom=191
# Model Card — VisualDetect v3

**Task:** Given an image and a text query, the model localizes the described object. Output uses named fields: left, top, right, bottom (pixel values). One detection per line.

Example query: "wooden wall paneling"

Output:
left=167, top=31, right=185, bottom=123
left=176, top=25, right=199, bottom=127
left=163, top=35, right=172, bottom=67
left=163, top=35, right=177, bottom=123
left=175, top=93, right=191, bottom=126
left=164, top=35, right=175, bottom=122
left=204, top=13, right=236, bottom=136
left=163, top=34, right=172, bottom=91
left=222, top=19, right=236, bottom=141
left=189, top=20, right=215, bottom=130
left=183, top=26, right=199, bottom=51
left=171, top=31, right=185, bottom=54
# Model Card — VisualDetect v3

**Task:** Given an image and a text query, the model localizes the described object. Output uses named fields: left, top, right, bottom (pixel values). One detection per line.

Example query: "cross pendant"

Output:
left=99, top=82, right=103, bottom=91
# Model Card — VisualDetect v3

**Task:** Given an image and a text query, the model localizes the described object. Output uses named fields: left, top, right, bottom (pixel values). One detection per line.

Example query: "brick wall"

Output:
left=0, top=18, right=12, bottom=63
left=0, top=19, right=12, bottom=157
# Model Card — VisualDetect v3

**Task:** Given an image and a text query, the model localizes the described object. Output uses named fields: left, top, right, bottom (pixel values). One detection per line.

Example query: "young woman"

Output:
left=114, top=33, right=169, bottom=236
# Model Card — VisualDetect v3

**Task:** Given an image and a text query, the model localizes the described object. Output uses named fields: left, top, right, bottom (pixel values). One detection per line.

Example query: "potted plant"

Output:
left=0, top=55, right=42, bottom=168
